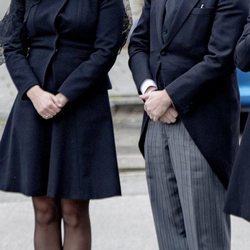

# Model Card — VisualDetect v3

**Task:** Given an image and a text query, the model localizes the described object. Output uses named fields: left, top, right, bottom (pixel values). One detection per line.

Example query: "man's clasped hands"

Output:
left=140, top=86, right=178, bottom=124
left=27, top=85, right=69, bottom=120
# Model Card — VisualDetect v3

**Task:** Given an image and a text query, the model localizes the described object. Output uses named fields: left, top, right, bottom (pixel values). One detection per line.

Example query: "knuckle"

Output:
left=41, top=108, right=46, bottom=113
left=43, top=107, right=48, bottom=113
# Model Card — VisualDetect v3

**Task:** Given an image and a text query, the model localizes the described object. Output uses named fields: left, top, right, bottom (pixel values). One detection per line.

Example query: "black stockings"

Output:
left=32, top=197, right=91, bottom=250
left=62, top=199, right=91, bottom=250
left=32, top=197, right=62, bottom=250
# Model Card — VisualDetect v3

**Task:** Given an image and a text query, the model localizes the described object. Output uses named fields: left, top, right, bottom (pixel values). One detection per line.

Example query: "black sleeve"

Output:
left=3, top=0, right=40, bottom=99
left=128, top=0, right=153, bottom=94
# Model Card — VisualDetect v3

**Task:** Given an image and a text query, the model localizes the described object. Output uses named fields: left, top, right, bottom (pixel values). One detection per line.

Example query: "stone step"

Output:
left=117, top=154, right=145, bottom=170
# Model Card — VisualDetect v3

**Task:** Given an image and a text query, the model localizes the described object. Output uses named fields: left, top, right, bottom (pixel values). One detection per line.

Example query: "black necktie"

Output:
left=162, top=0, right=182, bottom=42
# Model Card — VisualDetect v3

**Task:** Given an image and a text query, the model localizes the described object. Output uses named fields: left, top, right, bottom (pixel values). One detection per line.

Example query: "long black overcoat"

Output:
left=0, top=0, right=124, bottom=199
left=129, top=0, right=248, bottom=188
left=225, top=12, right=250, bottom=221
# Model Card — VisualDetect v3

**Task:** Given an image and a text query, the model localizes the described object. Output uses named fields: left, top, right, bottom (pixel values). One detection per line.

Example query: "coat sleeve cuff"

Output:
left=19, top=82, right=40, bottom=100
left=57, top=86, right=75, bottom=103
left=165, top=85, right=191, bottom=114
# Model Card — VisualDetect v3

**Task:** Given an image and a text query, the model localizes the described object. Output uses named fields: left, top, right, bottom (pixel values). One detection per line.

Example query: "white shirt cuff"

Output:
left=140, top=79, right=158, bottom=94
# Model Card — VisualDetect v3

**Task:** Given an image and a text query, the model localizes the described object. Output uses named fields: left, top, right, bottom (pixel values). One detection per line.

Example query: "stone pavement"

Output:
left=1, top=172, right=250, bottom=250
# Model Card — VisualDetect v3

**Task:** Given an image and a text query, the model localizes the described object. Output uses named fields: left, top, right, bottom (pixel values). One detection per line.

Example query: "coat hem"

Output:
left=0, top=187, right=122, bottom=200
left=224, top=207, right=250, bottom=222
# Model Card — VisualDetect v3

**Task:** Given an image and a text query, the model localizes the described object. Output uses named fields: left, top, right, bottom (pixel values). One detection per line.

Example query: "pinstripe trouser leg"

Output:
left=144, top=120, right=230, bottom=250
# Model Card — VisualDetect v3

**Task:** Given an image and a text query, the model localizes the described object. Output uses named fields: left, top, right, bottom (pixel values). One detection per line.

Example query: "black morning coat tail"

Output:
left=225, top=7, right=250, bottom=221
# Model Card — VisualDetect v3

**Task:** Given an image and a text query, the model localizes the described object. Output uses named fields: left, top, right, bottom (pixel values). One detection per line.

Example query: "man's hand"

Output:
left=27, top=85, right=62, bottom=119
left=140, top=90, right=172, bottom=121
left=159, top=106, right=178, bottom=124
left=145, top=86, right=157, bottom=94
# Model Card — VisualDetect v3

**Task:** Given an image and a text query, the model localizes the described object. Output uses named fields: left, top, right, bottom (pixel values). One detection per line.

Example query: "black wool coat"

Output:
left=225, top=10, right=250, bottom=221
left=0, top=0, right=124, bottom=199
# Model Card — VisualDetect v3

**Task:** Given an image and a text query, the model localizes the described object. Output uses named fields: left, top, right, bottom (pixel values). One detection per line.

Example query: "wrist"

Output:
left=145, top=86, right=157, bottom=94
left=27, top=85, right=42, bottom=100
left=162, top=89, right=172, bottom=104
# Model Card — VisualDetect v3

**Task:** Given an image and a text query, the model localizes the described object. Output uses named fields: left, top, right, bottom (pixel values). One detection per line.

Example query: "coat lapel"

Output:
left=161, top=0, right=200, bottom=50
left=156, top=0, right=167, bottom=45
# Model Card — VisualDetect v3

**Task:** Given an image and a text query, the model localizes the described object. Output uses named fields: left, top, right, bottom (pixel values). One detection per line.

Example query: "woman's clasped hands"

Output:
left=27, top=85, right=69, bottom=120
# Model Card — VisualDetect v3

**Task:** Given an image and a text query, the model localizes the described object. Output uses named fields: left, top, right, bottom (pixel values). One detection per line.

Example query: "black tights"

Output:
left=32, top=197, right=91, bottom=250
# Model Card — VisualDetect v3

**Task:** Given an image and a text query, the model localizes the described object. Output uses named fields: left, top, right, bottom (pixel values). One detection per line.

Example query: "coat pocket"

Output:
left=191, top=7, right=215, bottom=15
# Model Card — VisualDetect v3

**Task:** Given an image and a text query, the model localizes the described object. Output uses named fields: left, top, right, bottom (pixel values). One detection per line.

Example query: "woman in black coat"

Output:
left=224, top=11, right=250, bottom=221
left=0, top=0, right=130, bottom=248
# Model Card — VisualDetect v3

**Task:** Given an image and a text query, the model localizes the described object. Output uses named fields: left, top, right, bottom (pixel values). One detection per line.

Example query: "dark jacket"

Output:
left=0, top=0, right=124, bottom=199
left=225, top=10, right=250, bottom=221
left=128, top=0, right=248, bottom=188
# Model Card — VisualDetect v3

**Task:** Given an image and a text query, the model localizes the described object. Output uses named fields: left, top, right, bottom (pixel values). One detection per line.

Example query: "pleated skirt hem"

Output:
left=0, top=186, right=122, bottom=200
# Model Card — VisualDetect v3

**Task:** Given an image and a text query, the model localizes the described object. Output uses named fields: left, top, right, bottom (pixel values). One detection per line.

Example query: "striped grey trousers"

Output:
left=145, top=120, right=230, bottom=250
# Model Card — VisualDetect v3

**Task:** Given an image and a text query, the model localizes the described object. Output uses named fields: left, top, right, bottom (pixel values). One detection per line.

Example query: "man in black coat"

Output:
left=129, top=0, right=248, bottom=249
